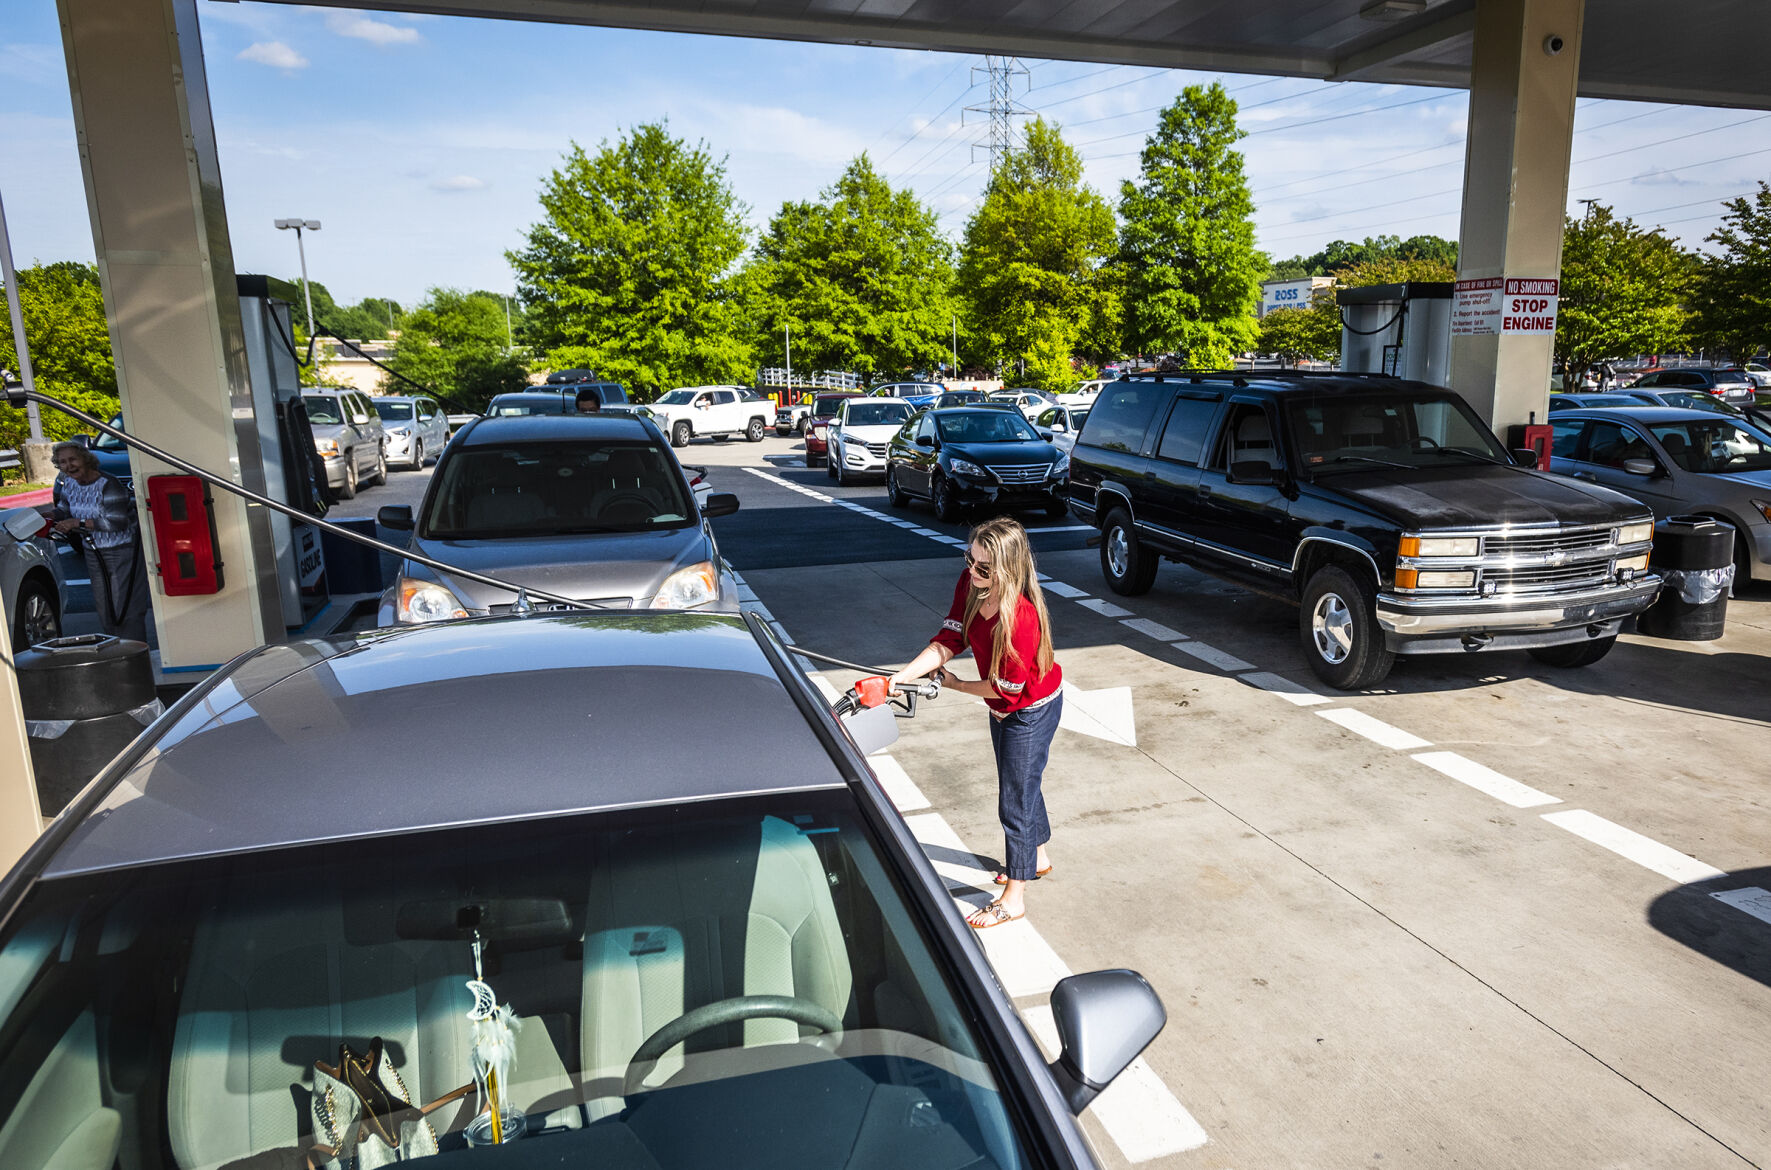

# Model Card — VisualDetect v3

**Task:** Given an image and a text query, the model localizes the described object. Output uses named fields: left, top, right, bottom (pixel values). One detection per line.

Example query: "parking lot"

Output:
left=533, top=429, right=1771, bottom=1170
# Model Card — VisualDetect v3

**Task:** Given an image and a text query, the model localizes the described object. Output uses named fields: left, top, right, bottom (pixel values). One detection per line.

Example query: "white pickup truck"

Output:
left=647, top=386, right=775, bottom=448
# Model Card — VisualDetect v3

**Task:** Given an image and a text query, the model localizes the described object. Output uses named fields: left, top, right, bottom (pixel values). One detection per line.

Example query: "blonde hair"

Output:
left=962, top=516, right=1055, bottom=683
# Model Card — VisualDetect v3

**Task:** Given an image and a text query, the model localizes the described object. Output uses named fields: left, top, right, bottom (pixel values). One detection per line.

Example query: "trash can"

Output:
left=17, top=634, right=163, bottom=816
left=1637, top=515, right=1734, bottom=641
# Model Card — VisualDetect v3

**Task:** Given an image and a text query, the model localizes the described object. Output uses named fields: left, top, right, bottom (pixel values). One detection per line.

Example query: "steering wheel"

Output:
left=623, top=995, right=841, bottom=1096
left=594, top=489, right=658, bottom=516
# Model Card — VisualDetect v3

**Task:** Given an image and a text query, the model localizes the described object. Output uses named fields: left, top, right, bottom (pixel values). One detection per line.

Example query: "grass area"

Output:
left=0, top=482, right=49, bottom=497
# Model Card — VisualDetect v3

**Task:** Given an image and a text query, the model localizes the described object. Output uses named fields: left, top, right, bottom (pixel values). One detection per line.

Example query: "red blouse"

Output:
left=930, top=570, right=1063, bottom=714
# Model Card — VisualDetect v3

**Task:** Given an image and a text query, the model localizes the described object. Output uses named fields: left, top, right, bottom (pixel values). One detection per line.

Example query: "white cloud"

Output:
left=431, top=174, right=487, bottom=192
left=237, top=41, right=309, bottom=70
left=325, top=12, right=422, bottom=46
left=0, top=43, right=62, bottom=86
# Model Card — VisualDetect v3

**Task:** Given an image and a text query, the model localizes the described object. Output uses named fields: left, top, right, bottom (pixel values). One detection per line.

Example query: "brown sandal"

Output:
left=993, top=865, right=1052, bottom=885
left=967, top=900, right=1025, bottom=929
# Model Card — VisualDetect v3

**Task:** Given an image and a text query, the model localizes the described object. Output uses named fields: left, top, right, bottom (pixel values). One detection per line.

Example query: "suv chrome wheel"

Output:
left=1311, top=592, right=1353, bottom=664
left=1106, top=526, right=1129, bottom=578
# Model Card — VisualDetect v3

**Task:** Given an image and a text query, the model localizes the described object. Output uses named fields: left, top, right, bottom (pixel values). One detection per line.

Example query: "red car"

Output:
left=803, top=392, right=862, bottom=467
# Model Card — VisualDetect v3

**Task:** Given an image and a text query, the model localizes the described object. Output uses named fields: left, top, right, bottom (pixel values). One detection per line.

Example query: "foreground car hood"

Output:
left=1319, top=464, right=1648, bottom=528
left=407, top=525, right=713, bottom=609
left=946, top=439, right=1060, bottom=467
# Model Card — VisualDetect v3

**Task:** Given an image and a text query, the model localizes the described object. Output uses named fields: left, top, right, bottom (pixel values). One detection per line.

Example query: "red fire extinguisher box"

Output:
left=1505, top=422, right=1554, bottom=471
left=146, top=475, right=225, bottom=595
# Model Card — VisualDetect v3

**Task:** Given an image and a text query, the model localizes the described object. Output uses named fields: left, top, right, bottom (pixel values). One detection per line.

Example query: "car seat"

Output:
left=1232, top=413, right=1278, bottom=468
left=464, top=456, right=546, bottom=530
left=1658, top=430, right=1690, bottom=470
left=578, top=816, right=854, bottom=1115
left=587, top=449, right=668, bottom=525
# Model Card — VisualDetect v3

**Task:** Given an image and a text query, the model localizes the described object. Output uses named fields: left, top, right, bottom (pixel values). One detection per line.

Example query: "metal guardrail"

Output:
left=0, top=448, right=18, bottom=472
left=757, top=368, right=863, bottom=390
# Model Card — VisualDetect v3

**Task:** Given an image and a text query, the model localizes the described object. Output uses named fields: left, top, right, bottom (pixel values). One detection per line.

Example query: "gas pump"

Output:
left=1338, top=282, right=1453, bottom=385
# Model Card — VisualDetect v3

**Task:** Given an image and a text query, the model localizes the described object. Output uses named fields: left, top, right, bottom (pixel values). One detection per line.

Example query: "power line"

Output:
left=1079, top=90, right=1456, bottom=154
left=864, top=57, right=969, bottom=161
left=880, top=78, right=981, bottom=166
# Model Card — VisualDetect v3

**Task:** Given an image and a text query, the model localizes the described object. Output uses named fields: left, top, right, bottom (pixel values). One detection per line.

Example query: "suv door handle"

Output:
left=1198, top=484, right=1213, bottom=498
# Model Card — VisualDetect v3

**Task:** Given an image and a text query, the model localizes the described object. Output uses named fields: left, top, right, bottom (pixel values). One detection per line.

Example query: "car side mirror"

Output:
left=1228, top=460, right=1278, bottom=486
left=1046, top=969, right=1166, bottom=1113
left=1053, top=420, right=1069, bottom=432
left=915, top=435, right=934, bottom=448
left=1511, top=448, right=1539, bottom=469
left=377, top=505, right=414, bottom=531
left=1622, top=457, right=1658, bottom=477
left=1038, top=428, right=1054, bottom=441
left=702, top=491, right=740, bottom=518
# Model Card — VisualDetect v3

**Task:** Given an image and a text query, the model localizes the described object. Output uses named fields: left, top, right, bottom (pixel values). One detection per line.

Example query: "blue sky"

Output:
left=5, top=1, right=1770, bottom=309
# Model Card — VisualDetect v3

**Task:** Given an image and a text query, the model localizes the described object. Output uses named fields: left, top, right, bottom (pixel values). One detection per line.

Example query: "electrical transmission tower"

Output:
left=964, top=56, right=1031, bottom=171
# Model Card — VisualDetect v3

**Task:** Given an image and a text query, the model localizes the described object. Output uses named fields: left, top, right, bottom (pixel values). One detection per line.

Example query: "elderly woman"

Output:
left=51, top=442, right=151, bottom=643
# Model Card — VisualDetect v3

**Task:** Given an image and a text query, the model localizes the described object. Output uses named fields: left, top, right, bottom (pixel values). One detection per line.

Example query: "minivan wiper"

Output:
left=1432, top=446, right=1509, bottom=467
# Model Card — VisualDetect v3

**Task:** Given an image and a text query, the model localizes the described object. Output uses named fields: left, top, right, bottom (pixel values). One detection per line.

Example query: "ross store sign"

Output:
left=1451, top=277, right=1559, bottom=336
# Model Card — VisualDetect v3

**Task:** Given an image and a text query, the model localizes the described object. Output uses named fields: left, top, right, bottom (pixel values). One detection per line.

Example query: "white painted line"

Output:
left=1241, top=672, right=1331, bottom=707
left=1032, top=525, right=1094, bottom=533
left=1541, top=810, right=1726, bottom=885
left=866, top=752, right=931, bottom=812
left=1075, top=598, right=1132, bottom=618
left=1712, top=887, right=1771, bottom=925
left=903, top=812, right=1072, bottom=997
left=748, top=603, right=776, bottom=622
left=1411, top=751, right=1559, bottom=809
left=910, top=527, right=942, bottom=537
left=735, top=585, right=758, bottom=602
left=891, top=520, right=920, bottom=528
left=1023, top=1006, right=1210, bottom=1161
left=1121, top=617, right=1186, bottom=642
left=1170, top=640, right=1255, bottom=673
left=1039, top=580, right=1089, bottom=599
left=1315, top=708, right=1432, bottom=751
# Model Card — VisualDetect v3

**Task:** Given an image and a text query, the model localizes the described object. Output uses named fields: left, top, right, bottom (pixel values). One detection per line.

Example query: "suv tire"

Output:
left=886, top=465, right=908, bottom=508
left=1300, top=565, right=1393, bottom=689
left=746, top=417, right=765, bottom=442
left=1528, top=637, right=1616, bottom=668
left=370, top=447, right=388, bottom=487
left=1100, top=508, right=1157, bottom=595
left=338, top=456, right=358, bottom=500
left=798, top=417, right=811, bottom=436
left=933, top=474, right=963, bottom=523
left=671, top=421, right=691, bottom=448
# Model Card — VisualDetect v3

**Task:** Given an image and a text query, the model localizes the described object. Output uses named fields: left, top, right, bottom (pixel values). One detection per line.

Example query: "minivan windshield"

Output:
left=302, top=394, right=344, bottom=425
left=0, top=795, right=1035, bottom=1170
left=1288, top=393, right=1510, bottom=473
left=374, top=399, right=414, bottom=421
left=423, top=439, right=694, bottom=538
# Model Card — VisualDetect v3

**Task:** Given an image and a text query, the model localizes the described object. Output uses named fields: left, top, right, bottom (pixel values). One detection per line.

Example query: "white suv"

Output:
left=648, top=386, right=775, bottom=447
left=826, top=398, right=917, bottom=485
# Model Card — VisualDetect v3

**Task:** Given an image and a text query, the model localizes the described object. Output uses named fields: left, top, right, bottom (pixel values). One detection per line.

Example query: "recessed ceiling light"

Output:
left=1360, top=0, right=1427, bottom=20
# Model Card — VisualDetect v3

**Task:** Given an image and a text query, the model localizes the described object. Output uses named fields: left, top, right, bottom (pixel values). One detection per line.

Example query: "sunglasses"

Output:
left=964, top=552, right=993, bottom=579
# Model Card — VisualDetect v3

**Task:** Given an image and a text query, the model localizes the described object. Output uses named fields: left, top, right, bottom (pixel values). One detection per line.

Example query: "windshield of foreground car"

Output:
left=1648, top=418, right=1771, bottom=473
left=935, top=412, right=1040, bottom=444
left=0, top=795, right=1035, bottom=1170
left=423, top=440, right=695, bottom=538
left=302, top=395, right=344, bottom=424
left=374, top=399, right=415, bottom=421
left=844, top=403, right=913, bottom=427
left=1288, top=393, right=1511, bottom=474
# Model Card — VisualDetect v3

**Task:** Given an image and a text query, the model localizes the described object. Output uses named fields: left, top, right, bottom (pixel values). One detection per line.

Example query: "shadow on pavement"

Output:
left=1648, top=867, right=1771, bottom=989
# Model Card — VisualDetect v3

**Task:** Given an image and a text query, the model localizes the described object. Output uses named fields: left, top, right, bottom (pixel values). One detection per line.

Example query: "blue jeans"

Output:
left=988, top=692, right=1062, bottom=882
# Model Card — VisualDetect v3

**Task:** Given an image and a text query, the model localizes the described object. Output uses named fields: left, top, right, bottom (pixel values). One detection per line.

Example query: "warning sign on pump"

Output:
left=1451, top=276, right=1558, bottom=336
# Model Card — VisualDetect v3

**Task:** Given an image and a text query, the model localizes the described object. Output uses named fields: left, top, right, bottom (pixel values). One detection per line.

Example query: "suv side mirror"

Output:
left=1511, top=448, right=1539, bottom=469
left=1622, top=457, right=1658, bottom=477
left=702, top=491, right=740, bottom=518
left=1046, top=970, right=1166, bottom=1113
left=1227, top=460, right=1278, bottom=486
left=378, top=505, right=414, bottom=531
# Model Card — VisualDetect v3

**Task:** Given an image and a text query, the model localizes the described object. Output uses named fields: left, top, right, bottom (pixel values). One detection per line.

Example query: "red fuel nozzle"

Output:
left=854, top=676, right=892, bottom=708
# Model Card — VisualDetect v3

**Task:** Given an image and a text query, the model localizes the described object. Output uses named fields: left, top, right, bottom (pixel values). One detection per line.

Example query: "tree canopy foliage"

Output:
left=265, top=276, right=405, bottom=340
left=1556, top=204, right=1691, bottom=378
left=1118, top=83, right=1264, bottom=367
left=383, top=288, right=528, bottom=411
left=1690, top=182, right=1771, bottom=362
left=0, top=262, right=120, bottom=452
left=747, top=155, right=954, bottom=378
left=510, top=123, right=752, bottom=399
left=956, top=119, right=1117, bottom=391
left=1258, top=291, right=1341, bottom=366
left=1269, top=234, right=1458, bottom=282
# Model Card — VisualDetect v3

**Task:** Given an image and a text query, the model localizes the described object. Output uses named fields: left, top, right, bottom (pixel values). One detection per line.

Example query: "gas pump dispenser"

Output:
left=1338, top=282, right=1453, bottom=384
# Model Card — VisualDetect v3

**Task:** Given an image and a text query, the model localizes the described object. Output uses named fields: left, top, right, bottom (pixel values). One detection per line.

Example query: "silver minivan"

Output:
left=302, top=388, right=387, bottom=499
left=372, top=394, right=449, bottom=470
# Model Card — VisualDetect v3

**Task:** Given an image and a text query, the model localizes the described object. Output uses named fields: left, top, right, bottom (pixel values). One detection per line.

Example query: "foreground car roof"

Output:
left=44, top=614, right=840, bottom=877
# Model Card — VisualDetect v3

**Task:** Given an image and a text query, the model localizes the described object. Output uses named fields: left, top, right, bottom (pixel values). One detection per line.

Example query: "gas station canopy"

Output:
left=294, top=0, right=1769, bottom=110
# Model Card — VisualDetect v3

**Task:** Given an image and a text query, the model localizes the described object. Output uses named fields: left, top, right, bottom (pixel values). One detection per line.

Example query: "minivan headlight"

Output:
left=1617, top=521, right=1655, bottom=546
left=397, top=577, right=467, bottom=624
left=651, top=561, right=718, bottom=609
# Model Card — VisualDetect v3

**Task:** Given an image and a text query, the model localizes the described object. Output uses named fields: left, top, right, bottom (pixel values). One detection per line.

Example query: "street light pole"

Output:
left=273, top=218, right=321, bottom=342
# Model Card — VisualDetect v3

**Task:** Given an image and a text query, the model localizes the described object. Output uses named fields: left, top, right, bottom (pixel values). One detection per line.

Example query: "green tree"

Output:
left=1269, top=234, right=1457, bottom=280
left=748, top=155, right=954, bottom=378
left=1691, top=183, right=1771, bottom=362
left=1335, top=255, right=1457, bottom=287
left=1258, top=291, right=1341, bottom=366
left=1118, top=83, right=1265, bottom=367
left=1557, top=204, right=1691, bottom=379
left=0, top=261, right=121, bottom=453
left=509, top=123, right=752, bottom=399
left=384, top=287, right=528, bottom=412
left=956, top=118, right=1117, bottom=391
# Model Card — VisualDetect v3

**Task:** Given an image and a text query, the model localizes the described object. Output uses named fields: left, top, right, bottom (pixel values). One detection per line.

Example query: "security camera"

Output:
left=1543, top=34, right=1566, bottom=56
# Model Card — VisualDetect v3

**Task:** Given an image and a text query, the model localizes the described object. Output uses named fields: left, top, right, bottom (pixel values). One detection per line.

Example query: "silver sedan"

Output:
left=1, top=506, right=65, bottom=647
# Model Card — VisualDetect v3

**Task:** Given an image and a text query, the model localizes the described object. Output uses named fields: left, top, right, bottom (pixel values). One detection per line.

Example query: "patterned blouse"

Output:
left=53, top=474, right=135, bottom=550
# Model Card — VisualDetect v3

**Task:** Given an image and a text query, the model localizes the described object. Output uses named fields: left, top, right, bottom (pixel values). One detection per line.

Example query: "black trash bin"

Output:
left=17, top=634, right=162, bottom=816
left=1637, top=515, right=1734, bottom=641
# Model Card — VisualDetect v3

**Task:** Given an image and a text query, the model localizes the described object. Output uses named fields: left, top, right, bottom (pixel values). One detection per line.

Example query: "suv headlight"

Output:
left=389, top=426, right=410, bottom=437
left=397, top=576, right=467, bottom=624
left=314, top=438, right=339, bottom=457
left=1617, top=520, right=1655, bottom=545
left=1399, top=535, right=1479, bottom=558
left=650, top=561, right=718, bottom=609
left=950, top=458, right=987, bottom=478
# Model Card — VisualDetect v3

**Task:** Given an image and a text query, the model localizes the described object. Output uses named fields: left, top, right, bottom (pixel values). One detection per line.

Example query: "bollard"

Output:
left=17, top=634, right=162, bottom=816
left=1637, top=515, right=1734, bottom=641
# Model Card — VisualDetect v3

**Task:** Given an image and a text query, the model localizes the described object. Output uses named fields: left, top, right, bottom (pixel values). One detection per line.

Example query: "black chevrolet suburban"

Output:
left=1064, top=372, right=1661, bottom=688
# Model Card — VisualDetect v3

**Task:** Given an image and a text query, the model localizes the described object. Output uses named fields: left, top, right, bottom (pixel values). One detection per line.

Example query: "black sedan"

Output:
left=0, top=612, right=1163, bottom=1170
left=886, top=407, right=1069, bottom=522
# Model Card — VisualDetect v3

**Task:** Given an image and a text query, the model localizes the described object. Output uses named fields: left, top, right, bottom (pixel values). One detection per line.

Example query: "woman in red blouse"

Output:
left=890, top=516, right=1063, bottom=928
